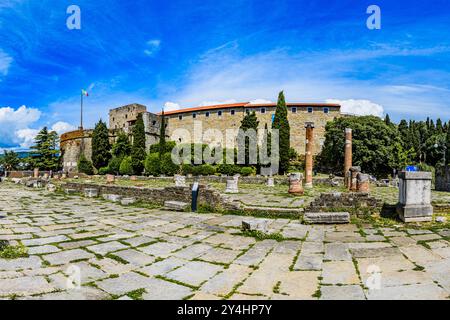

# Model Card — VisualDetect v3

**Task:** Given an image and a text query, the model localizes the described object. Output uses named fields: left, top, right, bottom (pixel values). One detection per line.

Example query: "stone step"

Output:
left=164, top=201, right=189, bottom=212
left=303, top=212, right=350, bottom=224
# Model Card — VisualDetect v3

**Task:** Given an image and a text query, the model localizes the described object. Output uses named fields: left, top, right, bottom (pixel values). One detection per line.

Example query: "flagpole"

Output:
left=80, top=91, right=83, bottom=130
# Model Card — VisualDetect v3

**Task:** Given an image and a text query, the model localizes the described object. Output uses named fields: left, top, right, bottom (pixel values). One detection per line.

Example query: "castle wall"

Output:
left=60, top=130, right=94, bottom=173
left=165, top=105, right=340, bottom=155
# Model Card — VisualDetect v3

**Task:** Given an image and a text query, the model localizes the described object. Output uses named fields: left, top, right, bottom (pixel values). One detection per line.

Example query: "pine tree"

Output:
left=272, top=91, right=290, bottom=174
left=446, top=121, right=450, bottom=166
left=436, top=118, right=443, bottom=134
left=91, top=120, right=111, bottom=169
left=29, top=127, right=60, bottom=170
left=131, top=113, right=146, bottom=175
left=112, top=131, right=131, bottom=158
left=237, top=111, right=259, bottom=166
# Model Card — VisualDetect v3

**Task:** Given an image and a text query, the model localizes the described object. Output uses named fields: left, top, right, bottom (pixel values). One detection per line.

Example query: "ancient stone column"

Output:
left=397, top=171, right=433, bottom=222
left=344, top=128, right=353, bottom=186
left=288, top=172, right=304, bottom=195
left=106, top=174, right=115, bottom=184
left=304, top=122, right=315, bottom=189
left=225, top=176, right=239, bottom=193
left=33, top=168, right=39, bottom=178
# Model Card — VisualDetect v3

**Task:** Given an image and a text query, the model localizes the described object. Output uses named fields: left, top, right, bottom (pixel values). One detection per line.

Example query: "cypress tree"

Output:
left=384, top=114, right=391, bottom=126
left=131, top=113, right=146, bottom=175
left=436, top=118, right=443, bottom=134
left=237, top=111, right=259, bottom=165
left=92, top=120, right=111, bottom=169
left=446, top=121, right=450, bottom=166
left=159, top=109, right=166, bottom=157
left=111, top=131, right=131, bottom=158
left=272, top=91, right=290, bottom=174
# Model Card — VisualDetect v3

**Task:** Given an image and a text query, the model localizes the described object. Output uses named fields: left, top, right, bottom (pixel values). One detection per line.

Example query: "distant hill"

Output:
left=0, top=151, right=31, bottom=159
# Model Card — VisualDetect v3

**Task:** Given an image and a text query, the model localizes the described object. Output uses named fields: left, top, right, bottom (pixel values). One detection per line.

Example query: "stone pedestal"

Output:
left=396, top=171, right=433, bottom=222
left=288, top=173, right=304, bottom=195
left=174, top=175, right=187, bottom=187
left=225, top=176, right=239, bottom=193
left=106, top=174, right=115, bottom=184
left=266, top=177, right=275, bottom=187
left=357, top=173, right=370, bottom=193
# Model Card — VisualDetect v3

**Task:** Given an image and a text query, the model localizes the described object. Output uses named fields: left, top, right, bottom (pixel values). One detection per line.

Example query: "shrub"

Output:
left=192, top=164, right=216, bottom=176
left=181, top=163, right=195, bottom=175
left=149, top=141, right=176, bottom=154
left=216, top=163, right=241, bottom=175
left=98, top=167, right=110, bottom=175
left=241, top=166, right=256, bottom=176
left=144, top=153, right=160, bottom=176
left=108, top=156, right=122, bottom=175
left=77, top=154, right=94, bottom=175
left=160, top=152, right=180, bottom=176
left=0, top=243, right=28, bottom=259
left=119, top=156, right=133, bottom=175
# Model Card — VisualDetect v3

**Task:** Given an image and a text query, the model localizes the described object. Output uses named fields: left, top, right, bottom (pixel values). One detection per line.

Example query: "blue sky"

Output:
left=0, top=0, right=450, bottom=150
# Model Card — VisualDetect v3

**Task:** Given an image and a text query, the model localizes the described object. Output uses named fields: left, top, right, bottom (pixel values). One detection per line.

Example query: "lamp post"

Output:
left=434, top=143, right=447, bottom=166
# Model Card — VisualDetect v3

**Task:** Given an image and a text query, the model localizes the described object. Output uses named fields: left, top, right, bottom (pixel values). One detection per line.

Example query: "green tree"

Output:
left=131, top=113, right=146, bottom=175
left=144, top=153, right=160, bottom=176
left=111, top=131, right=131, bottom=158
left=0, top=151, right=20, bottom=172
left=446, top=121, right=450, bottom=166
left=92, top=120, right=111, bottom=169
left=77, top=154, right=94, bottom=175
left=29, top=127, right=60, bottom=170
left=272, top=91, right=290, bottom=174
left=318, top=116, right=406, bottom=178
left=237, top=111, right=259, bottom=166
left=384, top=114, right=391, bottom=126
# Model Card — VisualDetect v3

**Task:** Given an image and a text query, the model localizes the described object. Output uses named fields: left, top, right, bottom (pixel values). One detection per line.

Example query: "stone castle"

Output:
left=60, top=101, right=341, bottom=172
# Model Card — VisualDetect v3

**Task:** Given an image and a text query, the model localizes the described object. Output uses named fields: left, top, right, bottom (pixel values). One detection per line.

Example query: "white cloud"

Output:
left=144, top=39, right=161, bottom=57
left=198, top=99, right=237, bottom=107
left=0, top=49, right=13, bottom=76
left=249, top=99, right=273, bottom=104
left=0, top=105, right=41, bottom=148
left=51, top=121, right=76, bottom=135
left=326, top=99, right=384, bottom=117
left=15, top=128, right=39, bottom=148
left=164, top=101, right=181, bottom=112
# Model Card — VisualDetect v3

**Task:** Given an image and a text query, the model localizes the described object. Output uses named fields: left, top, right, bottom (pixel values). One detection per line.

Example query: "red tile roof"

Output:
left=159, top=102, right=341, bottom=116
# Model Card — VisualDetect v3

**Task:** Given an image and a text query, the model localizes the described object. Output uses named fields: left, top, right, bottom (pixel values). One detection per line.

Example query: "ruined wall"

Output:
left=142, top=112, right=163, bottom=152
left=165, top=105, right=341, bottom=155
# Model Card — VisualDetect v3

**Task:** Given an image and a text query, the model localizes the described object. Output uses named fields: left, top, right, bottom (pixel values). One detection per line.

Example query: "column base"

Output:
left=396, top=203, right=433, bottom=222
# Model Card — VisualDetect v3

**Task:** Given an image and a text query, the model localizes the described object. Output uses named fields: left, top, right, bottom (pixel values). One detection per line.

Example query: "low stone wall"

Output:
left=62, top=182, right=240, bottom=211
left=113, top=175, right=344, bottom=186
left=436, top=166, right=450, bottom=192
left=308, top=192, right=383, bottom=216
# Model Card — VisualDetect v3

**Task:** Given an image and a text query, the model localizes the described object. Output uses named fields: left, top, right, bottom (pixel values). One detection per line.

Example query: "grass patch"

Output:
left=126, top=288, right=146, bottom=300
left=0, top=243, right=29, bottom=259
left=105, top=253, right=129, bottom=264
left=240, top=230, right=285, bottom=242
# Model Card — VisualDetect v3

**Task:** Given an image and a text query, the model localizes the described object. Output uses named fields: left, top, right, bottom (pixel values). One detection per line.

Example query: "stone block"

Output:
left=106, top=174, right=115, bottom=184
left=304, top=212, right=350, bottom=224
left=225, top=178, right=239, bottom=193
left=84, top=188, right=98, bottom=198
left=174, top=175, right=187, bottom=187
left=121, top=198, right=136, bottom=206
left=288, top=172, right=304, bottom=195
left=64, top=188, right=77, bottom=195
left=164, top=201, right=189, bottom=212
left=242, top=220, right=269, bottom=233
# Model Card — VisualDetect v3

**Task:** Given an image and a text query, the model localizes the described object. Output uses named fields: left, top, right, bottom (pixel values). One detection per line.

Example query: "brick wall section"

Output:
left=62, top=182, right=240, bottom=210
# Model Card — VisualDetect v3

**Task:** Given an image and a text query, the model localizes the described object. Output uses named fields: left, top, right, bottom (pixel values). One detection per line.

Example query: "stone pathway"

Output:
left=0, top=183, right=449, bottom=300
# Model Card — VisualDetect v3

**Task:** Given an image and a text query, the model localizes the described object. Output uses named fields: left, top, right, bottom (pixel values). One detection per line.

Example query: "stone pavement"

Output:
left=0, top=183, right=449, bottom=300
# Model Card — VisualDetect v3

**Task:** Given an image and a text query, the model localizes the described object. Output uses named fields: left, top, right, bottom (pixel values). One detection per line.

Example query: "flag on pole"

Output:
left=81, top=89, right=89, bottom=97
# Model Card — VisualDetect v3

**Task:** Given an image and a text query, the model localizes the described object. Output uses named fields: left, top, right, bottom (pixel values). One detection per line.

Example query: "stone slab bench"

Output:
left=164, top=201, right=189, bottom=212
left=304, top=212, right=350, bottom=224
